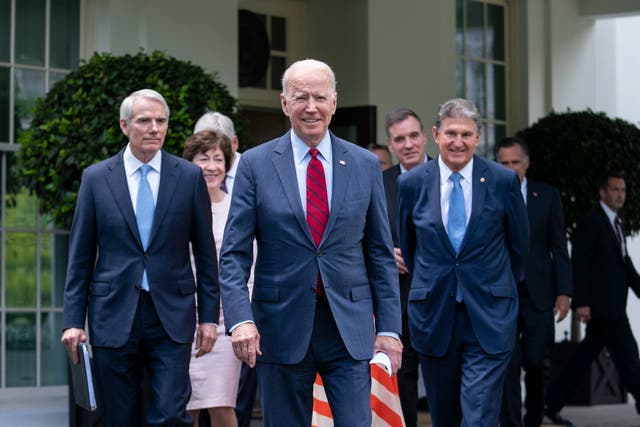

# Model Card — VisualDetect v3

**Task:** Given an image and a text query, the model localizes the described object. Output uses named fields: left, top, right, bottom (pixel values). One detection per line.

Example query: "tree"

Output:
left=518, top=110, right=640, bottom=239
left=15, top=50, right=247, bottom=229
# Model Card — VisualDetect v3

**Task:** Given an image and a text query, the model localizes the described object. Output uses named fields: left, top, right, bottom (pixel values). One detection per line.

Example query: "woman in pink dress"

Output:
left=183, top=130, right=252, bottom=427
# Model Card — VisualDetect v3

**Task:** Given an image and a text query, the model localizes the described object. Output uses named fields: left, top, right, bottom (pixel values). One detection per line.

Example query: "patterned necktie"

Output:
left=306, top=148, right=329, bottom=296
left=136, top=164, right=155, bottom=291
left=614, top=216, right=626, bottom=258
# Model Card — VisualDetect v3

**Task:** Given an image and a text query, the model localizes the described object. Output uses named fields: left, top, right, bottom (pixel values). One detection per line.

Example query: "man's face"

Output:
left=387, top=116, right=427, bottom=170
left=496, top=144, right=529, bottom=183
left=280, top=68, right=337, bottom=147
left=120, top=97, right=167, bottom=162
left=600, top=177, right=626, bottom=212
left=432, top=117, right=480, bottom=172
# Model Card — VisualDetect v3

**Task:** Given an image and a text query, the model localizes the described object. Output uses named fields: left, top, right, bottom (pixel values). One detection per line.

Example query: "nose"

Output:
left=305, top=98, right=318, bottom=112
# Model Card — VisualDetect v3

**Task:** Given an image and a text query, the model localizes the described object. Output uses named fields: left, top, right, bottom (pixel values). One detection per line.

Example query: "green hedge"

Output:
left=15, top=50, right=247, bottom=229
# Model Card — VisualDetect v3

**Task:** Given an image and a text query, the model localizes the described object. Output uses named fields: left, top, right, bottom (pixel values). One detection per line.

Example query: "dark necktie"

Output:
left=306, top=148, right=329, bottom=295
left=136, top=164, right=155, bottom=291
left=614, top=216, right=626, bottom=258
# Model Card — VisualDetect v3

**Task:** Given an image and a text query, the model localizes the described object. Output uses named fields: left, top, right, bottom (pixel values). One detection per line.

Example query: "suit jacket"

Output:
left=62, top=149, right=219, bottom=347
left=219, top=131, right=401, bottom=364
left=523, top=180, right=572, bottom=310
left=383, top=164, right=412, bottom=313
left=571, top=204, right=640, bottom=319
left=397, top=156, right=529, bottom=356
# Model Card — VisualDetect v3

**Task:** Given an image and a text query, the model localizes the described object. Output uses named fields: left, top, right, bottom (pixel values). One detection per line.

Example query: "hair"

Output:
left=384, top=108, right=424, bottom=138
left=281, top=59, right=337, bottom=96
left=120, top=89, right=170, bottom=122
left=494, top=135, right=529, bottom=160
left=183, top=130, right=233, bottom=173
left=598, top=171, right=625, bottom=191
left=193, top=111, right=236, bottom=139
left=434, top=98, right=480, bottom=132
left=366, top=143, right=391, bottom=155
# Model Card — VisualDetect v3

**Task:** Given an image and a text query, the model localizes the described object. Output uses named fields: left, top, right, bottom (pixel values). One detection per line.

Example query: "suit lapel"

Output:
left=425, top=161, right=454, bottom=255
left=272, top=133, right=313, bottom=243
left=104, top=150, right=141, bottom=246
left=321, top=135, right=350, bottom=246
left=149, top=151, right=181, bottom=246
left=462, top=156, right=489, bottom=252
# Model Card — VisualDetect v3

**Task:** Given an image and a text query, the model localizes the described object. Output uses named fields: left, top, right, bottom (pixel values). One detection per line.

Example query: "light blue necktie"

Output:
left=448, top=172, right=466, bottom=301
left=136, top=164, right=155, bottom=291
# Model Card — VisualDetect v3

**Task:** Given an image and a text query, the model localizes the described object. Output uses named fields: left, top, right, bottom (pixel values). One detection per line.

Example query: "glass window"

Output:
left=15, top=0, right=46, bottom=66
left=487, top=4, right=505, bottom=61
left=271, top=16, right=286, bottom=51
left=270, top=56, right=285, bottom=91
left=50, top=0, right=80, bottom=69
left=6, top=313, right=37, bottom=386
left=6, top=232, right=38, bottom=308
left=465, top=0, right=484, bottom=59
left=243, top=11, right=288, bottom=92
left=0, top=0, right=10, bottom=62
left=41, top=233, right=68, bottom=309
left=0, top=66, right=9, bottom=142
left=14, top=68, right=46, bottom=136
left=41, top=312, right=66, bottom=385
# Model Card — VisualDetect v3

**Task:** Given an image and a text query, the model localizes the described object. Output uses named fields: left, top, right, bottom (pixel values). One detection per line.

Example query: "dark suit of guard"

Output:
left=500, top=180, right=572, bottom=427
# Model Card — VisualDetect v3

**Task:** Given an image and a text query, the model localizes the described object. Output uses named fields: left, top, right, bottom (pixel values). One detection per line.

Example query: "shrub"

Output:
left=15, top=50, right=247, bottom=229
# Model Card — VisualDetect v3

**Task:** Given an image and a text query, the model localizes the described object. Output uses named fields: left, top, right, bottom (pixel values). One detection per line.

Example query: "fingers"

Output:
left=60, top=328, right=87, bottom=365
left=195, top=324, right=218, bottom=358
left=393, top=248, right=409, bottom=275
left=374, top=336, right=403, bottom=375
left=231, top=324, right=261, bottom=367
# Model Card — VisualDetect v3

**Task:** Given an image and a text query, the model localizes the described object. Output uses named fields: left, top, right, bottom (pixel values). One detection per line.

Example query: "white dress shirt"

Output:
left=123, top=144, right=162, bottom=211
left=439, top=156, right=473, bottom=229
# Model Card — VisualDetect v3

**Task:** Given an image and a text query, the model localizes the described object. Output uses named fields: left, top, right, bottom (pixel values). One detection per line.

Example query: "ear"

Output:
left=280, top=93, right=291, bottom=117
left=119, top=119, right=129, bottom=137
left=431, top=126, right=439, bottom=144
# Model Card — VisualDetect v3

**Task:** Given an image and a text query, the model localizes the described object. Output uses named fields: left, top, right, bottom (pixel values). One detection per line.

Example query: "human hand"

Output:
left=195, top=323, right=218, bottom=358
left=554, top=295, right=571, bottom=322
left=394, top=247, right=408, bottom=275
left=374, top=335, right=403, bottom=375
left=575, top=306, right=591, bottom=323
left=61, top=328, right=87, bottom=365
left=231, top=323, right=261, bottom=367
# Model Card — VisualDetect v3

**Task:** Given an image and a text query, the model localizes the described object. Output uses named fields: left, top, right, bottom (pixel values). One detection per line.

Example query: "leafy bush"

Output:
left=15, top=50, right=247, bottom=229
left=518, top=110, right=640, bottom=238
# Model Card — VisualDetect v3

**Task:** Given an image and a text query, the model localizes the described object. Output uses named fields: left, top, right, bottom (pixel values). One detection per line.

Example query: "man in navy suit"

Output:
left=219, top=59, right=403, bottom=427
left=61, top=89, right=219, bottom=426
left=495, top=136, right=572, bottom=427
left=544, top=173, right=640, bottom=425
left=397, top=98, right=529, bottom=427
left=382, top=107, right=429, bottom=427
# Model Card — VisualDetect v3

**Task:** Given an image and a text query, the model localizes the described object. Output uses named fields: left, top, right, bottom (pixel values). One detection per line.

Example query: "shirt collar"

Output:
left=291, top=130, right=332, bottom=166
left=599, top=200, right=618, bottom=224
left=124, top=144, right=162, bottom=176
left=399, top=155, right=428, bottom=174
left=438, top=156, right=473, bottom=184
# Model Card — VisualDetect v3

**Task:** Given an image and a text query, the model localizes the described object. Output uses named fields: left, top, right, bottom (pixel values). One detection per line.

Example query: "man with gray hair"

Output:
left=397, top=98, right=529, bottom=426
left=194, top=111, right=241, bottom=194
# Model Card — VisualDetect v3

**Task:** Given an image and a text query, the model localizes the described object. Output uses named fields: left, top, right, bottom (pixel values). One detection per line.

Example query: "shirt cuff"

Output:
left=377, top=331, right=400, bottom=340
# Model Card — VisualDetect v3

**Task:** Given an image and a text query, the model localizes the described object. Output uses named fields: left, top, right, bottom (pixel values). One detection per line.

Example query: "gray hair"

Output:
left=193, top=111, right=235, bottom=139
left=120, top=89, right=170, bottom=122
left=384, top=107, right=425, bottom=138
left=281, top=59, right=337, bottom=96
left=434, top=98, right=480, bottom=132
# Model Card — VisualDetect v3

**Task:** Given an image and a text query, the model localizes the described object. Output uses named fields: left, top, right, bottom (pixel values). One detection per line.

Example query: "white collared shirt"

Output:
left=290, top=131, right=333, bottom=213
left=521, top=177, right=528, bottom=205
left=439, top=156, right=473, bottom=229
left=123, top=144, right=162, bottom=212
left=225, top=151, right=241, bottom=195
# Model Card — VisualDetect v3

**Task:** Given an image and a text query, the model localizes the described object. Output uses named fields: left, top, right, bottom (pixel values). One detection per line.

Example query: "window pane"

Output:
left=42, top=312, right=67, bottom=385
left=6, top=232, right=38, bottom=307
left=465, top=0, right=484, bottom=59
left=50, top=0, right=80, bottom=69
left=15, top=0, right=46, bottom=66
left=14, top=67, right=45, bottom=136
left=0, top=66, right=9, bottom=142
left=270, top=56, right=285, bottom=91
left=6, top=186, right=38, bottom=229
left=487, top=63, right=506, bottom=121
left=270, top=16, right=286, bottom=51
left=456, top=60, right=465, bottom=98
left=6, top=313, right=37, bottom=386
left=487, top=4, right=505, bottom=61
left=456, top=0, right=464, bottom=55
left=0, top=0, right=10, bottom=62
left=41, top=233, right=68, bottom=308
left=49, top=70, right=68, bottom=90
left=465, top=60, right=485, bottom=117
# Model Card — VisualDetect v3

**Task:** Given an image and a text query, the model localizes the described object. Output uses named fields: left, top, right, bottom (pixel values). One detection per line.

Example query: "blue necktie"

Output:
left=448, top=172, right=466, bottom=302
left=136, top=164, right=155, bottom=291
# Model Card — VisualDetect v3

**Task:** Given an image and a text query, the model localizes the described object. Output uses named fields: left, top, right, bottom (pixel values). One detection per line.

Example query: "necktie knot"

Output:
left=450, top=172, right=462, bottom=184
left=139, top=164, right=151, bottom=179
left=615, top=216, right=622, bottom=226
left=309, top=148, right=319, bottom=160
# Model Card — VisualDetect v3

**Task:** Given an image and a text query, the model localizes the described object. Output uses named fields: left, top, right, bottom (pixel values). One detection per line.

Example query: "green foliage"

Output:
left=15, top=50, right=248, bottom=229
left=518, top=110, right=640, bottom=238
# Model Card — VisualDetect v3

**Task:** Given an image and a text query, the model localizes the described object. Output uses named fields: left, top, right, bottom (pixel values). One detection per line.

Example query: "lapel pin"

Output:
left=533, top=191, right=538, bottom=197
left=480, top=177, right=486, bottom=183
left=339, top=160, right=346, bottom=166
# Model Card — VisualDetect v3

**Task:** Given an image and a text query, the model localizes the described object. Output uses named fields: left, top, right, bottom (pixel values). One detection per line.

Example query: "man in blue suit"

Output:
left=61, top=89, right=219, bottom=426
left=397, top=98, right=529, bottom=426
left=219, top=59, right=403, bottom=427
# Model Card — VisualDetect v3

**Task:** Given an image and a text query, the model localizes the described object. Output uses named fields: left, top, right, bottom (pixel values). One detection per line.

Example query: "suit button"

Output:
left=316, top=251, right=322, bottom=256
left=449, top=292, right=455, bottom=297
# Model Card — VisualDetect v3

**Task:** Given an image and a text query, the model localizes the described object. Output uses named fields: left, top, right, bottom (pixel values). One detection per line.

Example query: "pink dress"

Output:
left=187, top=194, right=254, bottom=410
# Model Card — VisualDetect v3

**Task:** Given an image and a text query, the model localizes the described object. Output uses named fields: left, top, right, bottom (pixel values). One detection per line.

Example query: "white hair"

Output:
left=193, top=111, right=235, bottom=140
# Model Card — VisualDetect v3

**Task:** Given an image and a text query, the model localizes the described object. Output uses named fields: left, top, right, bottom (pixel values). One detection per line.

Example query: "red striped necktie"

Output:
left=306, top=148, right=329, bottom=295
